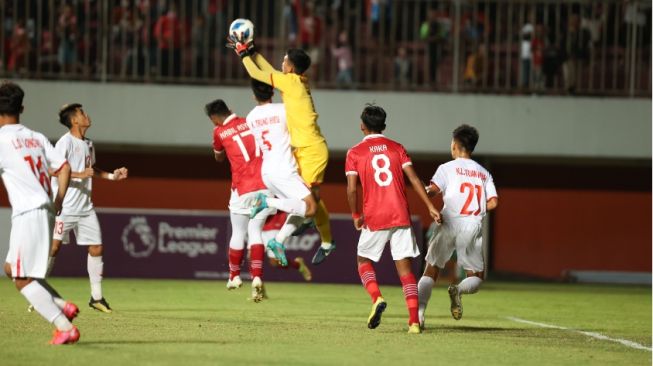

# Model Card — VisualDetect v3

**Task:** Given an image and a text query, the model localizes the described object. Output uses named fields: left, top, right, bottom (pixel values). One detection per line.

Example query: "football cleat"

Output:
left=294, top=257, right=312, bottom=281
left=448, top=285, right=463, bottom=320
left=266, top=238, right=287, bottom=267
left=62, top=302, right=80, bottom=321
left=251, top=277, right=264, bottom=303
left=227, top=275, right=243, bottom=290
left=49, top=326, right=80, bottom=345
left=408, top=323, right=422, bottom=334
left=311, top=242, right=336, bottom=265
left=249, top=193, right=269, bottom=219
left=291, top=219, right=315, bottom=236
left=89, top=297, right=113, bottom=313
left=367, top=297, right=387, bottom=329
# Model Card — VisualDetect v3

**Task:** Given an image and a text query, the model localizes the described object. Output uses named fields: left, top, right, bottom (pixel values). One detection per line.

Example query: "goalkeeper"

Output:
left=227, top=36, right=335, bottom=265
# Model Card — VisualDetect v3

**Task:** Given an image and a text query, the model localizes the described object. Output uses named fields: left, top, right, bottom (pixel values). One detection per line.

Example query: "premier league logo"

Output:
left=122, top=217, right=156, bottom=258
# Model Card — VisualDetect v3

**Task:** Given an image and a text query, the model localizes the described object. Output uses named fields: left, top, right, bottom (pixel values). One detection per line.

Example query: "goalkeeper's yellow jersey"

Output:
left=243, top=54, right=325, bottom=148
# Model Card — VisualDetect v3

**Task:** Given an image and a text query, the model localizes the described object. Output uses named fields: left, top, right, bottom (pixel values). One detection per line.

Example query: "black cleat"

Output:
left=89, top=297, right=113, bottom=313
left=291, top=219, right=315, bottom=236
left=311, top=242, right=336, bottom=265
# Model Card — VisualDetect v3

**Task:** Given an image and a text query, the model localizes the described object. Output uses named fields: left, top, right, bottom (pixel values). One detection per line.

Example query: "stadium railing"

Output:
left=0, top=0, right=650, bottom=97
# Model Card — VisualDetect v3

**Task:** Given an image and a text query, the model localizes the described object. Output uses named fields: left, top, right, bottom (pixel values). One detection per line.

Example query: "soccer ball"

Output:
left=229, top=18, right=255, bottom=43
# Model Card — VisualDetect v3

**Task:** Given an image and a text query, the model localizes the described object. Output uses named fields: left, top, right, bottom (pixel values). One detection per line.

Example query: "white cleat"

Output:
left=226, top=275, right=243, bottom=290
left=27, top=305, right=35, bottom=313
left=251, top=277, right=264, bottom=303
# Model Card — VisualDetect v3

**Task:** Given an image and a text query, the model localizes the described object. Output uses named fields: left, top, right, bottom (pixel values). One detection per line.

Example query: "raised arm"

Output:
left=242, top=55, right=293, bottom=92
left=403, top=165, right=441, bottom=224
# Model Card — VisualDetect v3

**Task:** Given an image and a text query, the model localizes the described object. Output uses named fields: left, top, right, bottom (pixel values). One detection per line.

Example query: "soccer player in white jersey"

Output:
left=247, top=79, right=318, bottom=267
left=0, top=81, right=81, bottom=344
left=417, top=124, right=498, bottom=328
left=207, top=99, right=273, bottom=301
left=48, top=103, right=128, bottom=313
left=346, top=105, right=441, bottom=334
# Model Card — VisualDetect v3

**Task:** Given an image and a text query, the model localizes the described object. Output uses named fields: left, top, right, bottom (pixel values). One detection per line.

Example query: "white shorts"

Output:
left=263, top=171, right=311, bottom=201
left=229, top=189, right=275, bottom=218
left=357, top=226, right=419, bottom=262
left=6, top=207, right=53, bottom=278
left=53, top=211, right=103, bottom=245
left=425, top=221, right=484, bottom=273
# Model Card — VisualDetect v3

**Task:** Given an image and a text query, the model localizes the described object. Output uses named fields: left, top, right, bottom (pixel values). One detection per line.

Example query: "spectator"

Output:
left=191, top=14, right=208, bottom=78
left=153, top=2, right=183, bottom=77
left=463, top=44, right=486, bottom=87
left=421, top=8, right=447, bottom=87
left=119, top=7, right=145, bottom=77
left=57, top=3, right=78, bottom=73
left=560, top=14, right=591, bottom=94
left=520, top=23, right=533, bottom=88
left=531, top=24, right=546, bottom=92
left=331, top=30, right=353, bottom=88
left=394, top=46, right=412, bottom=88
left=8, top=20, right=30, bottom=75
left=298, top=1, right=323, bottom=73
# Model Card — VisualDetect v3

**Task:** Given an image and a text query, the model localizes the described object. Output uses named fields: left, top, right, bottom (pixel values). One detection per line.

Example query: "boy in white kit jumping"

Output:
left=247, top=79, right=318, bottom=267
left=48, top=103, right=128, bottom=313
left=417, top=124, right=498, bottom=328
left=0, top=81, right=81, bottom=344
left=345, top=104, right=440, bottom=334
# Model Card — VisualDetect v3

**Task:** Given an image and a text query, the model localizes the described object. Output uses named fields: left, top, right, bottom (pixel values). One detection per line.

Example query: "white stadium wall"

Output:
left=14, top=79, right=651, bottom=159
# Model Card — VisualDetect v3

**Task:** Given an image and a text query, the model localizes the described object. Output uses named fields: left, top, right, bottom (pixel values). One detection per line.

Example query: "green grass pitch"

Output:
left=0, top=278, right=650, bottom=365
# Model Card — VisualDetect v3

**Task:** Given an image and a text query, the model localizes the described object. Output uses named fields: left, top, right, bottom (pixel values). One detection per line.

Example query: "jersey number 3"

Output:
left=372, top=154, right=393, bottom=187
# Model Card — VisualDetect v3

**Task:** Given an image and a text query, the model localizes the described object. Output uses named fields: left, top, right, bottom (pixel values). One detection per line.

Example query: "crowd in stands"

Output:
left=1, top=0, right=650, bottom=95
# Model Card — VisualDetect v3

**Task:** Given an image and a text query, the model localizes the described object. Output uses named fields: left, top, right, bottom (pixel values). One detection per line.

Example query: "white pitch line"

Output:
left=506, top=316, right=652, bottom=352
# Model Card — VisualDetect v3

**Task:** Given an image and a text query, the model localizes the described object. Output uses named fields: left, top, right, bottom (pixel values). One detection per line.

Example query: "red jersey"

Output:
left=213, top=114, right=265, bottom=195
left=345, top=134, right=412, bottom=231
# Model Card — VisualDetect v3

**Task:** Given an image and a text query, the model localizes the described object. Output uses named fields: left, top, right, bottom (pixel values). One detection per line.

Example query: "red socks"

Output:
left=249, top=244, right=264, bottom=278
left=228, top=248, right=244, bottom=280
left=358, top=262, right=381, bottom=303
left=400, top=273, right=419, bottom=325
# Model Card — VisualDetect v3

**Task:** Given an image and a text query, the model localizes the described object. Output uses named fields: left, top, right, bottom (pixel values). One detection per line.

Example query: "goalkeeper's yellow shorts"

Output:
left=294, top=141, right=329, bottom=187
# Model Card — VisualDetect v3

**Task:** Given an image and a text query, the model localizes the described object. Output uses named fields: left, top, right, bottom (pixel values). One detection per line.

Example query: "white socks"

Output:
left=417, top=276, right=435, bottom=319
left=275, top=215, right=305, bottom=244
left=88, top=255, right=103, bottom=301
left=20, top=281, right=72, bottom=331
left=266, top=197, right=307, bottom=216
left=458, top=276, right=483, bottom=294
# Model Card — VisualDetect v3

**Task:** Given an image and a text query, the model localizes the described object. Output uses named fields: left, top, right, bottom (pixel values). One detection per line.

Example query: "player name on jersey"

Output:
left=369, top=144, right=388, bottom=153
left=11, top=137, right=43, bottom=150
left=455, top=167, right=488, bottom=181
left=218, top=122, right=249, bottom=140
left=250, top=115, right=281, bottom=128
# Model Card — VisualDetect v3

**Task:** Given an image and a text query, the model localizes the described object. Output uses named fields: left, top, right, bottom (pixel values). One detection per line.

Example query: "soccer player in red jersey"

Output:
left=261, top=211, right=312, bottom=281
left=345, top=104, right=441, bottom=334
left=207, top=99, right=273, bottom=302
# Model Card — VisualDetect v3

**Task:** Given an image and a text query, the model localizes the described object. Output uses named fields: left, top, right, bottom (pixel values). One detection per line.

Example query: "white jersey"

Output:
left=431, top=158, right=497, bottom=223
left=0, top=124, right=67, bottom=217
left=246, top=103, right=297, bottom=176
left=51, top=132, right=95, bottom=215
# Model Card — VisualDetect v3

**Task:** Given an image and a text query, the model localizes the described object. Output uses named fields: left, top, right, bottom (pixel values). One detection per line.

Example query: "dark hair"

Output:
left=204, top=99, right=230, bottom=117
left=0, top=81, right=25, bottom=116
left=360, top=104, right=386, bottom=133
left=452, top=124, right=479, bottom=153
left=286, top=49, right=311, bottom=74
left=251, top=79, right=273, bottom=102
left=58, top=103, right=82, bottom=128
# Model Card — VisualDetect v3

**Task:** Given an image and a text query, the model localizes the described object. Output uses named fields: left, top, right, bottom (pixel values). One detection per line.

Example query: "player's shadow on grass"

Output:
left=80, top=340, right=227, bottom=346
left=430, top=325, right=526, bottom=333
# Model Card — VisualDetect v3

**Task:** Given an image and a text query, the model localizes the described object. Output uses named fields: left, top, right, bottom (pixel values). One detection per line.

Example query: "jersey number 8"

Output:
left=371, top=154, right=393, bottom=187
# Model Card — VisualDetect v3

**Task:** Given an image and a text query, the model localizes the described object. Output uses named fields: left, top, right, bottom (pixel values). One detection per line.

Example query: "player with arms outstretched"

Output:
left=227, top=36, right=335, bottom=265
left=0, top=81, right=80, bottom=344
left=346, top=105, right=440, bottom=334
left=417, top=124, right=498, bottom=328
left=207, top=99, right=272, bottom=301
left=247, top=79, right=318, bottom=267
left=48, top=104, right=128, bottom=313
